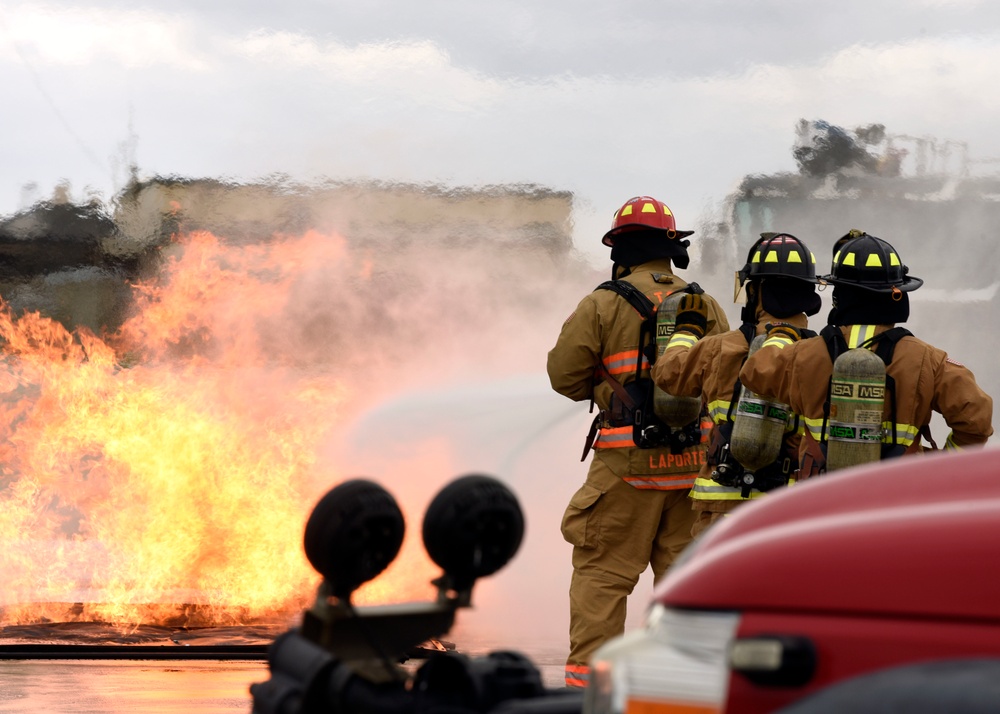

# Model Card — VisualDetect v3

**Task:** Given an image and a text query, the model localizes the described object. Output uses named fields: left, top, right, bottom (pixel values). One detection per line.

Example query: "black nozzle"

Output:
left=303, top=479, right=405, bottom=601
left=422, top=474, right=524, bottom=592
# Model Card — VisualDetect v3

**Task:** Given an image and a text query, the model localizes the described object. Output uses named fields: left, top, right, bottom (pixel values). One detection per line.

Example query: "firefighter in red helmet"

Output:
left=740, top=230, right=993, bottom=475
left=547, top=196, right=729, bottom=688
left=653, top=232, right=822, bottom=537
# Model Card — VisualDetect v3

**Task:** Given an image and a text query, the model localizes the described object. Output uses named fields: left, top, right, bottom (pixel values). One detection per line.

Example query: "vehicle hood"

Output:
left=658, top=447, right=1000, bottom=621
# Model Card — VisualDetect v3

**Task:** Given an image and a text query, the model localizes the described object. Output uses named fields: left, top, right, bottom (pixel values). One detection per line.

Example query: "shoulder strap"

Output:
left=820, top=324, right=849, bottom=364
left=594, top=280, right=655, bottom=320
left=589, top=280, right=655, bottom=415
left=862, top=327, right=913, bottom=366
left=817, top=325, right=848, bottom=444
left=594, top=279, right=704, bottom=315
left=595, top=280, right=658, bottom=381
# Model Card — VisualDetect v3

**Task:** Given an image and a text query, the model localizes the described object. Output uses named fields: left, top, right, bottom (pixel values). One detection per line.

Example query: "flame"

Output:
left=0, top=229, right=436, bottom=629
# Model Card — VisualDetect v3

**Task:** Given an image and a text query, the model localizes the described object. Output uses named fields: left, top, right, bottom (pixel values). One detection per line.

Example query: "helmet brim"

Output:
left=603, top=228, right=694, bottom=247
left=740, top=269, right=820, bottom=286
left=820, top=275, right=923, bottom=293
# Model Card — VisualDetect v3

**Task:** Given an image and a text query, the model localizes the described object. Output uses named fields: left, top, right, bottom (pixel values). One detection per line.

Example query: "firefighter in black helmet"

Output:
left=741, top=230, right=993, bottom=475
left=653, top=232, right=822, bottom=536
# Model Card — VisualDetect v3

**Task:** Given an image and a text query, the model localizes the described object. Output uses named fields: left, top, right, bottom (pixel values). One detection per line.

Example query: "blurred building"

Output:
left=0, top=178, right=577, bottom=334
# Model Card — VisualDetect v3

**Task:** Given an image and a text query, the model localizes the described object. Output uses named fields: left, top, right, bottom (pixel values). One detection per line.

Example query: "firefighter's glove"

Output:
left=765, top=322, right=803, bottom=343
left=674, top=294, right=709, bottom=339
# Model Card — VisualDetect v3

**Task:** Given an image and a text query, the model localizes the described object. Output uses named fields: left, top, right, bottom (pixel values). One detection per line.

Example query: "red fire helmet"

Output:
left=602, top=196, right=694, bottom=247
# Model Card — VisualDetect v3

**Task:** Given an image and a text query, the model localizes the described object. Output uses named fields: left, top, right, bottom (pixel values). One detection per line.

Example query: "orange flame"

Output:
left=0, top=229, right=435, bottom=629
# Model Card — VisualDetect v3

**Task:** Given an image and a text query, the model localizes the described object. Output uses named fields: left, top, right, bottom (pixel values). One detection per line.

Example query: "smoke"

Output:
left=696, top=121, right=1000, bottom=438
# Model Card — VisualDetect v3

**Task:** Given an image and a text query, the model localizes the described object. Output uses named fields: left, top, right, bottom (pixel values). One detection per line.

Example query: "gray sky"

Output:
left=3, top=0, right=1000, bottom=263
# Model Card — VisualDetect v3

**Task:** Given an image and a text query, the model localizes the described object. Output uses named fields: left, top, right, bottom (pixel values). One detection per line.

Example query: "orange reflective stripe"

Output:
left=594, top=425, right=635, bottom=449
left=603, top=349, right=650, bottom=375
left=565, top=664, right=590, bottom=688
left=623, top=475, right=697, bottom=490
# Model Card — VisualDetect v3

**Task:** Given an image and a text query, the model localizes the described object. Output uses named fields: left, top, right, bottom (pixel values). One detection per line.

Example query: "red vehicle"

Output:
left=585, top=447, right=1000, bottom=713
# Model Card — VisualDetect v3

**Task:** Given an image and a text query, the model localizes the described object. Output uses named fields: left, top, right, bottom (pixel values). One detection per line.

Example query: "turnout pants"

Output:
left=560, top=458, right=697, bottom=687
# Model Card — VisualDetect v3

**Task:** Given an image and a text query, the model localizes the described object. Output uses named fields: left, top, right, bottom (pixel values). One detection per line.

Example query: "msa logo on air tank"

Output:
left=656, top=324, right=674, bottom=339
left=831, top=382, right=885, bottom=400
left=859, top=385, right=885, bottom=399
left=828, top=424, right=883, bottom=442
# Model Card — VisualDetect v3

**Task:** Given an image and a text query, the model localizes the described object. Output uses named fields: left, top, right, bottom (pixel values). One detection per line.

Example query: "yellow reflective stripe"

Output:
left=886, top=422, right=918, bottom=446
left=945, top=433, right=962, bottom=451
left=762, top=334, right=794, bottom=349
left=690, top=477, right=765, bottom=500
left=803, top=417, right=917, bottom=445
left=707, top=399, right=732, bottom=423
left=848, top=324, right=878, bottom=348
left=803, top=416, right=826, bottom=440
left=667, top=333, right=698, bottom=349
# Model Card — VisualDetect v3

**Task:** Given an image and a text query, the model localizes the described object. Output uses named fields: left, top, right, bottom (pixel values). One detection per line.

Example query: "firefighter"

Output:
left=653, top=232, right=822, bottom=537
left=740, top=231, right=993, bottom=473
left=547, top=196, right=729, bottom=688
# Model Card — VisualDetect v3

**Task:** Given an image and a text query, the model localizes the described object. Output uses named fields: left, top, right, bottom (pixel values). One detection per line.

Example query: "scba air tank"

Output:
left=729, top=335, right=791, bottom=483
left=653, top=291, right=702, bottom=427
left=826, top=348, right=886, bottom=471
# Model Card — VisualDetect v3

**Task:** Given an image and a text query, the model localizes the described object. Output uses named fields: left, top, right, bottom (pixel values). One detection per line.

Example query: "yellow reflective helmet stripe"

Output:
left=866, top=253, right=883, bottom=267
left=642, top=202, right=657, bottom=213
